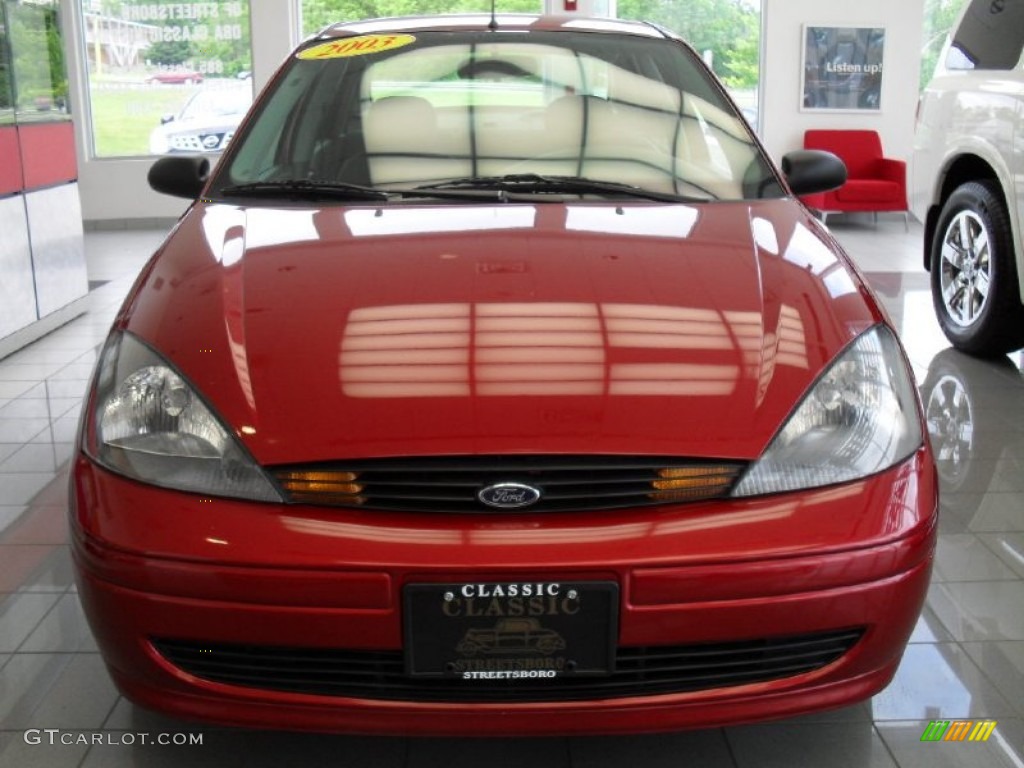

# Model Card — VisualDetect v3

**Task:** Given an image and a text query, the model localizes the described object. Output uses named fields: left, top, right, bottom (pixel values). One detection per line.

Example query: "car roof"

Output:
left=314, top=14, right=668, bottom=41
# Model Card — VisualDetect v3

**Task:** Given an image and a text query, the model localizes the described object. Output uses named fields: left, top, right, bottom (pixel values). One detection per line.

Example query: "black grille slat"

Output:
left=337, top=470, right=668, bottom=484
left=359, top=478, right=660, bottom=491
left=285, top=496, right=730, bottom=514
left=618, top=634, right=861, bottom=663
left=342, top=471, right=729, bottom=487
left=368, top=484, right=656, bottom=501
left=612, top=649, right=850, bottom=675
left=153, top=629, right=862, bottom=703
left=271, top=455, right=747, bottom=513
left=288, top=457, right=695, bottom=471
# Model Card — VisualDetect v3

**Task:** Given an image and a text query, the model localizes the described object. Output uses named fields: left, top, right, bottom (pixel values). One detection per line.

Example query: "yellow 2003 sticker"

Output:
left=298, top=34, right=416, bottom=60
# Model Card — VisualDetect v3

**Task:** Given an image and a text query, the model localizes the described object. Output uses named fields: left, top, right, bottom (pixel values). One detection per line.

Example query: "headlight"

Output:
left=732, top=325, right=922, bottom=497
left=149, top=130, right=170, bottom=155
left=86, top=332, right=282, bottom=502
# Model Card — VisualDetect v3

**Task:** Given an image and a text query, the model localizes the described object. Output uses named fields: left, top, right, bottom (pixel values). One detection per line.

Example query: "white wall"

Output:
left=63, top=0, right=299, bottom=224
left=760, top=0, right=925, bottom=165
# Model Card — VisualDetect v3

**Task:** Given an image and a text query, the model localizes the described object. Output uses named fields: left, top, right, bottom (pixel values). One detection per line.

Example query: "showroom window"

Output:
left=918, top=0, right=969, bottom=85
left=301, top=0, right=541, bottom=37
left=0, top=6, right=13, bottom=126
left=945, top=0, right=1024, bottom=70
left=4, top=0, right=70, bottom=123
left=78, top=0, right=253, bottom=157
left=617, top=0, right=761, bottom=123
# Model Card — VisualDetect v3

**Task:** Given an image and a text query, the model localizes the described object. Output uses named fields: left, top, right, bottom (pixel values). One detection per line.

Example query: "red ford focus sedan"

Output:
left=71, top=15, right=937, bottom=735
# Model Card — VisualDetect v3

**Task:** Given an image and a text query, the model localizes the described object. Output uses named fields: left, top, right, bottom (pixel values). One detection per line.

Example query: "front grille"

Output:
left=153, top=628, right=862, bottom=703
left=269, top=455, right=747, bottom=512
left=169, top=131, right=233, bottom=151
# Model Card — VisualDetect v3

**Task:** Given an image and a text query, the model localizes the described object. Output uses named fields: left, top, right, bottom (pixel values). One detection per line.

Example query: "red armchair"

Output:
left=799, top=130, right=908, bottom=228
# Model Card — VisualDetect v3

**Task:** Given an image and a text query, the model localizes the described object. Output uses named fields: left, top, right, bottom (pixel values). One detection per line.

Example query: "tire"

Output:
left=929, top=180, right=1024, bottom=357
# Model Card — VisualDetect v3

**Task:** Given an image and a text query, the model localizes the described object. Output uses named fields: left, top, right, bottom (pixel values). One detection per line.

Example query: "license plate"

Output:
left=403, top=581, right=618, bottom=679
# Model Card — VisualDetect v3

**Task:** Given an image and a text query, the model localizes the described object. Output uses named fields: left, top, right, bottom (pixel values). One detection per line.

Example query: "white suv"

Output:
left=912, top=0, right=1024, bottom=357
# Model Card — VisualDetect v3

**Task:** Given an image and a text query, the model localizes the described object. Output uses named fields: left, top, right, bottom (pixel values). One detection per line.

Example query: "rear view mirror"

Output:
left=781, top=150, right=847, bottom=196
left=148, top=156, right=210, bottom=199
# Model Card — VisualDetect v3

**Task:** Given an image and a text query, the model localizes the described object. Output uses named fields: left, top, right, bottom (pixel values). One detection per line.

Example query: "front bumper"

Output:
left=70, top=450, right=937, bottom=735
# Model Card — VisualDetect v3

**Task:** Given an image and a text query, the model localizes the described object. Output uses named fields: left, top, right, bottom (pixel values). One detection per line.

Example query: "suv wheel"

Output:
left=930, top=180, right=1024, bottom=356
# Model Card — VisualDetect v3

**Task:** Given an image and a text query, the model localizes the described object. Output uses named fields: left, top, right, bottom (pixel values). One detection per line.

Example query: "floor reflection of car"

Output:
left=923, top=348, right=1024, bottom=589
left=456, top=619, right=567, bottom=656
left=148, top=83, right=253, bottom=154
left=923, top=349, right=1024, bottom=501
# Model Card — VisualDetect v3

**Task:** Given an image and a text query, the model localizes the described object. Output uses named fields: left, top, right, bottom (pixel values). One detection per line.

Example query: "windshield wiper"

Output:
left=393, top=187, right=509, bottom=202
left=218, top=179, right=512, bottom=203
left=219, top=179, right=390, bottom=201
left=413, top=174, right=709, bottom=203
left=218, top=175, right=707, bottom=204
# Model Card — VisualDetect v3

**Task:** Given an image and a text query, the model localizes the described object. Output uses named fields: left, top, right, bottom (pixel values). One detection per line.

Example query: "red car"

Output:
left=147, top=70, right=204, bottom=85
left=71, top=15, right=937, bottom=736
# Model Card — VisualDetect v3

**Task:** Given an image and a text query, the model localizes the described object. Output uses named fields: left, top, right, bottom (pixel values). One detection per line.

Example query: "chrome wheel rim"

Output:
left=939, top=210, right=992, bottom=327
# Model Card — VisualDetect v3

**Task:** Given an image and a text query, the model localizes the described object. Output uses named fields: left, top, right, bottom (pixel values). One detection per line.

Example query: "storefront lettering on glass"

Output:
left=82, top=0, right=253, bottom=156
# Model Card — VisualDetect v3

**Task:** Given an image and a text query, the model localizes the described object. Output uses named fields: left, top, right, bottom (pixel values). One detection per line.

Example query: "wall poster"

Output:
left=802, top=25, right=885, bottom=112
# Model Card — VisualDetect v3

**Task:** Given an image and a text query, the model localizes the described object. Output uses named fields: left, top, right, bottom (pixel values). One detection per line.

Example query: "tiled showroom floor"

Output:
left=1, top=217, right=1023, bottom=767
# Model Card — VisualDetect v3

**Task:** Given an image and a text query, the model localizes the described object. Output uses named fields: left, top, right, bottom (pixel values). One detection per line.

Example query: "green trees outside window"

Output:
left=4, top=0, right=70, bottom=122
left=920, top=0, right=969, bottom=89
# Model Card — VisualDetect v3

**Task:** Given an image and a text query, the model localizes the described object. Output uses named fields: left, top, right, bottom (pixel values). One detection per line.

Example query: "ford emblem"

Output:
left=478, top=482, right=542, bottom=509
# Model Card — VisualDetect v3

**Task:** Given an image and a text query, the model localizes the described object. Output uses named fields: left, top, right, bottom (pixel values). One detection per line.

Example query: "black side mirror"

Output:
left=781, top=149, right=847, bottom=196
left=148, top=156, right=210, bottom=199
left=160, top=113, right=175, bottom=125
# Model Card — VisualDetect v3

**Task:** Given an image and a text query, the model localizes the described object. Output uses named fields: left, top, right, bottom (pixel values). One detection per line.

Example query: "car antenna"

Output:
left=488, top=0, right=498, bottom=31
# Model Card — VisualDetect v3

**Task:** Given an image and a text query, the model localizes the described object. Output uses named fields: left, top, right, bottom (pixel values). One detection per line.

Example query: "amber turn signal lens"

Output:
left=648, top=465, right=740, bottom=501
left=656, top=466, right=736, bottom=479
left=277, top=470, right=358, bottom=484
left=652, top=477, right=732, bottom=490
left=276, top=470, right=364, bottom=497
left=288, top=481, right=365, bottom=494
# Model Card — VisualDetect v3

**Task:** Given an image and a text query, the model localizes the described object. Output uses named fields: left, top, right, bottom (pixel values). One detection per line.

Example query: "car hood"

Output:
left=122, top=199, right=882, bottom=465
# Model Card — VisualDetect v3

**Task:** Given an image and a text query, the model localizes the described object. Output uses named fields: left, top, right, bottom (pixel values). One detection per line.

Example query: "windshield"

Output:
left=218, top=29, right=781, bottom=201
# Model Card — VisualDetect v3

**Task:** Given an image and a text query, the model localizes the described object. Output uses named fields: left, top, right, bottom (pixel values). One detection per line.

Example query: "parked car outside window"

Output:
left=149, top=81, right=252, bottom=154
